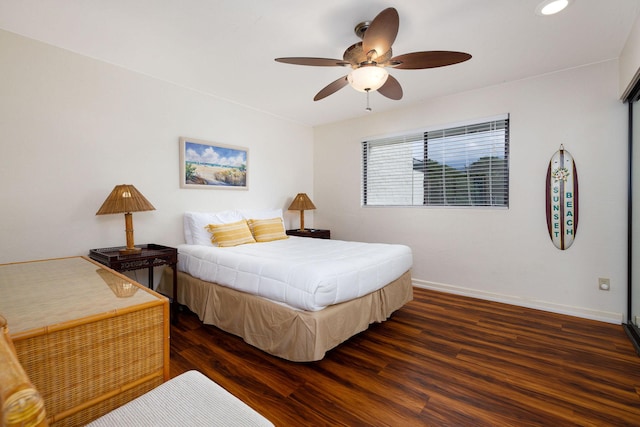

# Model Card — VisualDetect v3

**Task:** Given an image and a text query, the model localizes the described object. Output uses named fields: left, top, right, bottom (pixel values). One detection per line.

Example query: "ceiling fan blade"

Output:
left=275, top=57, right=350, bottom=67
left=314, top=76, right=349, bottom=101
left=390, top=51, right=472, bottom=70
left=378, top=75, right=402, bottom=100
left=362, top=8, right=399, bottom=60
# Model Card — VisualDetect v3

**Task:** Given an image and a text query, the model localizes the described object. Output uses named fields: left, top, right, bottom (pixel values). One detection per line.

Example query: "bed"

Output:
left=158, top=209, right=413, bottom=362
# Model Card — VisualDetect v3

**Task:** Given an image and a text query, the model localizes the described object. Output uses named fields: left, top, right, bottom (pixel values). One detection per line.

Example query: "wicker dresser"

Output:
left=0, top=256, right=169, bottom=426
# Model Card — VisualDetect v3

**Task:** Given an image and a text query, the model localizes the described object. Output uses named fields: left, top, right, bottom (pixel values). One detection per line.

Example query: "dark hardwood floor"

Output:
left=169, top=288, right=640, bottom=426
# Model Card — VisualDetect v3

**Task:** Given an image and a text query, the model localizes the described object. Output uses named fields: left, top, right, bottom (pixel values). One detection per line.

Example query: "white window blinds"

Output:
left=362, top=115, right=509, bottom=207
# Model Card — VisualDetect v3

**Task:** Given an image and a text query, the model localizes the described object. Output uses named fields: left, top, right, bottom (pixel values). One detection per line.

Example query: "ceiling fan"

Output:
left=275, top=7, right=471, bottom=105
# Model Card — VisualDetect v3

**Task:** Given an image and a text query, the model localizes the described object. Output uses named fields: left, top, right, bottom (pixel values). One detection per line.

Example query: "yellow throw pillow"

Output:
left=247, top=217, right=288, bottom=242
left=205, top=220, right=256, bottom=247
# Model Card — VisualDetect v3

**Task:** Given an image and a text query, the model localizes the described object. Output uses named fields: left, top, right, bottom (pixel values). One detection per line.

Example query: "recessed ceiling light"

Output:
left=536, top=0, right=571, bottom=16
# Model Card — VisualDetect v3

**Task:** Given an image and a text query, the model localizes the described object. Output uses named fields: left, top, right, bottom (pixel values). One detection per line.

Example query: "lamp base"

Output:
left=120, top=212, right=141, bottom=255
left=119, top=247, right=142, bottom=255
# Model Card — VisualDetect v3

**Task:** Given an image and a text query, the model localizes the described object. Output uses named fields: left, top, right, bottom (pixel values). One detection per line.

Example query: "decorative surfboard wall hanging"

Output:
left=545, top=145, right=579, bottom=250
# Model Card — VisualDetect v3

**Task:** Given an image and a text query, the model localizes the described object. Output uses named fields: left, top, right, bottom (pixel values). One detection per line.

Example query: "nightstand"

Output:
left=286, top=228, right=331, bottom=239
left=89, top=243, right=178, bottom=323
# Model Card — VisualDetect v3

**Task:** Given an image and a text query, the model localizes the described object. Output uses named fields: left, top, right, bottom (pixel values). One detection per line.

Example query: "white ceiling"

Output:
left=1, top=0, right=639, bottom=127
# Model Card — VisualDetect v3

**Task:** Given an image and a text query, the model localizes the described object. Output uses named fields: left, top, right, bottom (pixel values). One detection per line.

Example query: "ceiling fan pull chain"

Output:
left=365, top=89, right=372, bottom=112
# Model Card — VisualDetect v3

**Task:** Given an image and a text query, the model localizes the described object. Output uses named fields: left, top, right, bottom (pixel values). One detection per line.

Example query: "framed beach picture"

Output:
left=179, top=137, right=248, bottom=189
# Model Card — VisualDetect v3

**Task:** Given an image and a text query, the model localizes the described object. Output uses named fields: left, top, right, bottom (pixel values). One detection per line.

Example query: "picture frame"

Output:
left=179, top=137, right=248, bottom=190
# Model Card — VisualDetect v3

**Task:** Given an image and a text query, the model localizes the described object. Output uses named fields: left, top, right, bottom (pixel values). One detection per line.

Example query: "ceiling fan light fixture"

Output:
left=347, top=66, right=389, bottom=92
left=536, top=0, right=571, bottom=16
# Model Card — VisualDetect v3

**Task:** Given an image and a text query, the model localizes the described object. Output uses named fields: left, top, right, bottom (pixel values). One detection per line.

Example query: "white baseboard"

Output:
left=412, top=278, right=623, bottom=325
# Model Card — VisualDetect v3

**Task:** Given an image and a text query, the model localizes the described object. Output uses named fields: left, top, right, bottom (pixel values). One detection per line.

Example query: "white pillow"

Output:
left=184, top=210, right=243, bottom=246
left=238, top=209, right=284, bottom=221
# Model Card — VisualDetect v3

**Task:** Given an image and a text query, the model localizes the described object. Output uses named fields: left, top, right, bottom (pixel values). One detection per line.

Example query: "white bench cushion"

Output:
left=87, top=370, right=273, bottom=426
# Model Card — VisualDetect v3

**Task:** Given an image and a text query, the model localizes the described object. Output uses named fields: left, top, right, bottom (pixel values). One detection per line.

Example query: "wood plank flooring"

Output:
left=169, top=288, right=640, bottom=426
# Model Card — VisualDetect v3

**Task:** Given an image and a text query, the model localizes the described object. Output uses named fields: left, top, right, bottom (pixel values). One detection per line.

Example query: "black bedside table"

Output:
left=89, top=243, right=179, bottom=323
left=286, top=229, right=331, bottom=239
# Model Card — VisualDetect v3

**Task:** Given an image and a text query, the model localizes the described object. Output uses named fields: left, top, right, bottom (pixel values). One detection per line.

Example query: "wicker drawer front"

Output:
left=14, top=305, right=165, bottom=426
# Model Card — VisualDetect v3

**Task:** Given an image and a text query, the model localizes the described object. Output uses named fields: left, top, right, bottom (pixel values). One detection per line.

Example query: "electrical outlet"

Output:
left=598, top=278, right=610, bottom=291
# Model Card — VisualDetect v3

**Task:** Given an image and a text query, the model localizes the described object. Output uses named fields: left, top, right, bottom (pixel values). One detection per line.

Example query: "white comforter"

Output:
left=177, top=237, right=413, bottom=311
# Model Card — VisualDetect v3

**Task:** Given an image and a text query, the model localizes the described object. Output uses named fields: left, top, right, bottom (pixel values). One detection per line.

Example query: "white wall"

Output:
left=0, top=30, right=314, bottom=265
left=314, top=60, right=627, bottom=323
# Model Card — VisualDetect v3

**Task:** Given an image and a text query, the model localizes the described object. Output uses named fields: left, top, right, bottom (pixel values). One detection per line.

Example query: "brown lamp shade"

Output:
left=287, top=193, right=316, bottom=211
left=96, top=184, right=156, bottom=215
left=96, top=185, right=155, bottom=254
left=288, top=193, right=316, bottom=232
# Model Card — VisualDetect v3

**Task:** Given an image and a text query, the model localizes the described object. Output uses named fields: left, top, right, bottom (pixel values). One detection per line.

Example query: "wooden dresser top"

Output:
left=0, top=256, right=163, bottom=335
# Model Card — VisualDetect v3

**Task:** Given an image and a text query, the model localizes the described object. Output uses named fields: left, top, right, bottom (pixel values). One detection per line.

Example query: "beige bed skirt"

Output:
left=159, top=269, right=413, bottom=362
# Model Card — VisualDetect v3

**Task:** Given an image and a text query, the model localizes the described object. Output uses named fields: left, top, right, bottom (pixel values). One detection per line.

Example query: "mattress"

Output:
left=177, top=236, right=413, bottom=311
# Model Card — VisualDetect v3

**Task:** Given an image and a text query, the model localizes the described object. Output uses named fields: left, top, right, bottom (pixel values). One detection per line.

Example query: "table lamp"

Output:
left=287, top=193, right=316, bottom=232
left=96, top=184, right=155, bottom=254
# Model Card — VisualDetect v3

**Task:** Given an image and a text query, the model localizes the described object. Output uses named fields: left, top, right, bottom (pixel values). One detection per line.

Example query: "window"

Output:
left=362, top=115, right=509, bottom=207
